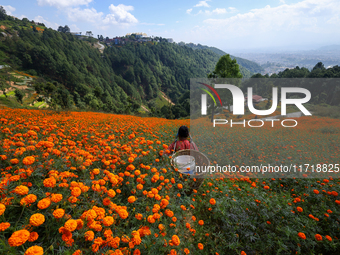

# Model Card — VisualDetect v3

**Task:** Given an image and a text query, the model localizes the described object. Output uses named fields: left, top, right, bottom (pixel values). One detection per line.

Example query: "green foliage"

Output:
left=14, top=88, right=24, bottom=104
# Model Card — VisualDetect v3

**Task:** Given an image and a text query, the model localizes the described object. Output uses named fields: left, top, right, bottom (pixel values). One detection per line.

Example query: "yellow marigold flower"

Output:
left=28, top=232, right=39, bottom=242
left=0, top=222, right=10, bottom=231
left=8, top=229, right=30, bottom=246
left=23, top=156, right=35, bottom=165
left=85, top=231, right=95, bottom=241
left=128, top=196, right=136, bottom=203
left=13, top=185, right=29, bottom=196
left=53, top=208, right=65, bottom=219
left=0, top=203, right=5, bottom=216
left=24, top=245, right=43, bottom=255
left=29, top=213, right=45, bottom=226
left=64, top=219, right=78, bottom=232
left=37, top=198, right=51, bottom=209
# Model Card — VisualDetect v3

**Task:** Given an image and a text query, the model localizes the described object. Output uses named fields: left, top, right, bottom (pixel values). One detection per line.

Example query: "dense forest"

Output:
left=0, top=9, right=260, bottom=118
left=246, top=63, right=340, bottom=106
left=181, top=42, right=265, bottom=75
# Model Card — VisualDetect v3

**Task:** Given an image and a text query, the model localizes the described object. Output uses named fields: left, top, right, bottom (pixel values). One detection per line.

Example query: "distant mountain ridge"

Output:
left=181, top=42, right=264, bottom=74
left=317, top=45, right=340, bottom=51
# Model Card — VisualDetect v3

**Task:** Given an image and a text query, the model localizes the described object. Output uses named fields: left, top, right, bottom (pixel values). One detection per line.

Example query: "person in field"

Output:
left=167, top=126, right=198, bottom=154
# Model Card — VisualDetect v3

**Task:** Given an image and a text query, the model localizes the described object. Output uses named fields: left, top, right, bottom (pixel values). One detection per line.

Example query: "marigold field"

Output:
left=0, top=108, right=340, bottom=255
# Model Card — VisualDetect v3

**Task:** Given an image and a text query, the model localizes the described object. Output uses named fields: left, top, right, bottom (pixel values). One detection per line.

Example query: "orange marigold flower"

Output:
left=313, top=189, right=319, bottom=194
left=0, top=203, right=5, bottom=216
left=0, top=222, right=10, bottom=231
left=135, top=213, right=143, bottom=220
left=72, top=250, right=82, bottom=255
left=23, top=156, right=35, bottom=165
left=331, top=191, right=338, bottom=196
left=71, top=187, right=82, bottom=197
left=198, top=243, right=204, bottom=250
left=28, top=232, right=39, bottom=242
left=198, top=220, right=204, bottom=226
left=37, top=198, right=51, bottom=209
left=266, top=221, right=271, bottom=224
left=325, top=235, right=332, bottom=241
left=43, top=177, right=56, bottom=188
left=296, top=207, right=303, bottom=212
left=64, top=219, right=78, bottom=232
left=29, top=213, right=45, bottom=226
left=209, top=198, right=216, bottom=205
left=103, top=216, right=114, bottom=226
left=177, top=184, right=183, bottom=189
left=118, top=209, right=128, bottom=219
left=147, top=215, right=155, bottom=224
left=184, top=248, right=190, bottom=254
left=8, top=229, right=30, bottom=246
left=170, top=249, right=177, bottom=255
left=20, top=194, right=37, bottom=206
left=51, top=193, right=63, bottom=203
left=171, top=235, right=180, bottom=246
left=327, top=209, right=333, bottom=214
left=13, top=185, right=29, bottom=196
left=85, top=231, right=95, bottom=241
left=241, top=252, right=247, bottom=255
left=107, top=189, right=116, bottom=198
left=128, top=196, right=137, bottom=203
left=298, top=232, right=306, bottom=240
left=53, top=208, right=65, bottom=219
left=315, top=234, right=322, bottom=241
left=10, top=158, right=19, bottom=164
left=24, top=245, right=43, bottom=255
left=264, top=186, right=269, bottom=190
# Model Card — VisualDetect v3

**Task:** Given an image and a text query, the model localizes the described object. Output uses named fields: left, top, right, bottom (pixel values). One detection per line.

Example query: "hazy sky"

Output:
left=2, top=0, right=340, bottom=51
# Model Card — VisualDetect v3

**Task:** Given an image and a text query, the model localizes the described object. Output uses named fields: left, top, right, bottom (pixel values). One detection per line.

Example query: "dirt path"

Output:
left=161, top=91, right=175, bottom=105
left=141, top=105, right=149, bottom=112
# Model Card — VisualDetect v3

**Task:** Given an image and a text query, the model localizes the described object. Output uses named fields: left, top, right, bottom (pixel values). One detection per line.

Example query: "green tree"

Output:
left=0, top=5, right=7, bottom=20
left=14, top=89, right=25, bottom=104
left=0, top=80, right=9, bottom=97
left=207, top=54, right=243, bottom=121
left=208, top=54, right=243, bottom=79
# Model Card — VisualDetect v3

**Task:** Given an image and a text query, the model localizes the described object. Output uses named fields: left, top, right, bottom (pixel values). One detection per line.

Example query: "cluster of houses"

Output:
left=69, top=31, right=173, bottom=45
left=105, top=33, right=173, bottom=45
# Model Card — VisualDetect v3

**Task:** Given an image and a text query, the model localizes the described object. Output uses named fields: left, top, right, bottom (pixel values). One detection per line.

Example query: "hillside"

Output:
left=182, top=42, right=264, bottom=74
left=0, top=12, right=255, bottom=118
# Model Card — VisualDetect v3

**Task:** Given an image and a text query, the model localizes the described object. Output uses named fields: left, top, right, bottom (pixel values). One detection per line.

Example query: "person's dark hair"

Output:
left=178, top=126, right=189, bottom=138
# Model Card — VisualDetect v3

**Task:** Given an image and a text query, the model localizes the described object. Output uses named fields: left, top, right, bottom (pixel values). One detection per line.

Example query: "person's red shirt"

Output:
left=167, top=139, right=198, bottom=154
